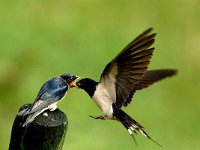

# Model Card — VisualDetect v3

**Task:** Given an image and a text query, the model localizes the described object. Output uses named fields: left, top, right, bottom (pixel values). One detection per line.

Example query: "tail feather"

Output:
left=18, top=107, right=47, bottom=127
left=18, top=103, right=50, bottom=127
left=138, top=128, right=162, bottom=146
left=22, top=108, right=47, bottom=127
left=113, top=106, right=162, bottom=146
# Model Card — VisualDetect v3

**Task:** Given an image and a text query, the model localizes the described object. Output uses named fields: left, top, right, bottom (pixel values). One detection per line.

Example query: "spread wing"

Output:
left=100, top=28, right=156, bottom=108
left=123, top=69, right=177, bottom=106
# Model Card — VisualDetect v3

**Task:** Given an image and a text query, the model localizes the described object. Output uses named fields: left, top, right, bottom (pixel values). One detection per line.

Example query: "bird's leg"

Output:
left=89, top=115, right=106, bottom=120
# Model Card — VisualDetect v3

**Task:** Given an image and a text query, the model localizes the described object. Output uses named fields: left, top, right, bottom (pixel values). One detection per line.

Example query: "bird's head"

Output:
left=76, top=78, right=98, bottom=97
left=76, top=78, right=95, bottom=89
left=60, top=73, right=80, bottom=88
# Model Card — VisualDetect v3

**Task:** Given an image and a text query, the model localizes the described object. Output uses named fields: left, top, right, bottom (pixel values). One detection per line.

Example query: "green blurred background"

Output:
left=0, top=0, right=199, bottom=149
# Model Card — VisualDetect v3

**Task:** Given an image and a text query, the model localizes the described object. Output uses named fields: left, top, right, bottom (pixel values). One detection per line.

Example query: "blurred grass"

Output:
left=0, top=0, right=200, bottom=150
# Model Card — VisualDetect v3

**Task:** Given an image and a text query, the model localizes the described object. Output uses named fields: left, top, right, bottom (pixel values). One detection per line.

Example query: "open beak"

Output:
left=69, top=76, right=80, bottom=88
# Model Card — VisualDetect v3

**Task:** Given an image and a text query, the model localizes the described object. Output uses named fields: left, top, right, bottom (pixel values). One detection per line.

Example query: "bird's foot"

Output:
left=89, top=115, right=106, bottom=120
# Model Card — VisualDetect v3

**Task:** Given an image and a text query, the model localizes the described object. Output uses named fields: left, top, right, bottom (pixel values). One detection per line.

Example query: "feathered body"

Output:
left=18, top=74, right=78, bottom=127
left=77, top=28, right=177, bottom=145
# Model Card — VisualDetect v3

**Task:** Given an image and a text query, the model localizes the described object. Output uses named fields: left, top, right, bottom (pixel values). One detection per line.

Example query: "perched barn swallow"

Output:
left=77, top=28, right=177, bottom=145
left=18, top=73, right=79, bottom=127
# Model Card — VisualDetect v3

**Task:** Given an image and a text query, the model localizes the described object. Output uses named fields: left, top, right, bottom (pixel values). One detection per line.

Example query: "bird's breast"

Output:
left=92, top=84, right=114, bottom=118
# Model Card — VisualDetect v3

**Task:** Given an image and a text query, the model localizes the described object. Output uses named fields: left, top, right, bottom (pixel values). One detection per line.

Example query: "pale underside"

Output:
left=92, top=82, right=115, bottom=118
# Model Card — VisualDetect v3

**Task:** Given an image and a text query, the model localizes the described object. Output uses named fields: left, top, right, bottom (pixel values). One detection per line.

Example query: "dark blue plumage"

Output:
left=34, top=77, right=68, bottom=105
left=18, top=73, right=79, bottom=127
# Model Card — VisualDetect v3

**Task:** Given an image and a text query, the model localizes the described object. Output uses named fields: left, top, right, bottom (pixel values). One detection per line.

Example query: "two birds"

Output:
left=19, top=28, right=176, bottom=145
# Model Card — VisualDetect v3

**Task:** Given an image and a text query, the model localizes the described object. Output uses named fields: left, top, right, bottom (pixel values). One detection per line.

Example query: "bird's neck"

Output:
left=84, top=80, right=98, bottom=98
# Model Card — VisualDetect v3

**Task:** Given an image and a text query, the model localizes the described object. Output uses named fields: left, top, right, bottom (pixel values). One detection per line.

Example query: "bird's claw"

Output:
left=89, top=115, right=105, bottom=120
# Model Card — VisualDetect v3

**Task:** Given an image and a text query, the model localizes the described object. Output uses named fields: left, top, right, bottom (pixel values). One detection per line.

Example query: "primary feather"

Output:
left=100, top=28, right=156, bottom=108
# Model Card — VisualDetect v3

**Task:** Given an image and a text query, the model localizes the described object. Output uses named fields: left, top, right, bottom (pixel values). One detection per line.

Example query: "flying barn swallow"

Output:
left=18, top=73, right=79, bottom=127
left=77, top=28, right=177, bottom=145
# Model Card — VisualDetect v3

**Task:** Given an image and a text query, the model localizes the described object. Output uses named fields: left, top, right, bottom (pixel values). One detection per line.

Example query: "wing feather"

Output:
left=123, top=69, right=177, bottom=106
left=100, top=28, right=156, bottom=108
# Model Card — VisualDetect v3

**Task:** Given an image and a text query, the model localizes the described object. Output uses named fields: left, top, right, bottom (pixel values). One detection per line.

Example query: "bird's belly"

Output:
left=92, top=90, right=113, bottom=118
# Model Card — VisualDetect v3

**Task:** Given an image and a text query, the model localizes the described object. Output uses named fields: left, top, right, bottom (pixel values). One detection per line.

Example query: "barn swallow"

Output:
left=76, top=28, right=177, bottom=145
left=18, top=73, right=79, bottom=127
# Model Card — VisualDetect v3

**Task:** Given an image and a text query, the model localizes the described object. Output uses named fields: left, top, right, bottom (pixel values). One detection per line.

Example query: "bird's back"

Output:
left=36, top=77, right=68, bottom=102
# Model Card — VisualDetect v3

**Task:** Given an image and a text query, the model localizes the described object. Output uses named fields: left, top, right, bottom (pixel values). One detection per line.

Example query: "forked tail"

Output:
left=113, top=105, right=162, bottom=146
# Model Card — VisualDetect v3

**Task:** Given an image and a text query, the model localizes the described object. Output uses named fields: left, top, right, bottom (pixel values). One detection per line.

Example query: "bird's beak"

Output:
left=69, top=76, right=80, bottom=88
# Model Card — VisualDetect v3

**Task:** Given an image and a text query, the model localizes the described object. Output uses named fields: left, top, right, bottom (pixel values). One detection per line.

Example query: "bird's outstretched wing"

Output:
left=123, top=69, right=177, bottom=106
left=100, top=28, right=156, bottom=108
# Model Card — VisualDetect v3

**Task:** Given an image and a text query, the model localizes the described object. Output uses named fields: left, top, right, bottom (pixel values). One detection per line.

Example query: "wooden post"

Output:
left=9, top=104, right=68, bottom=150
